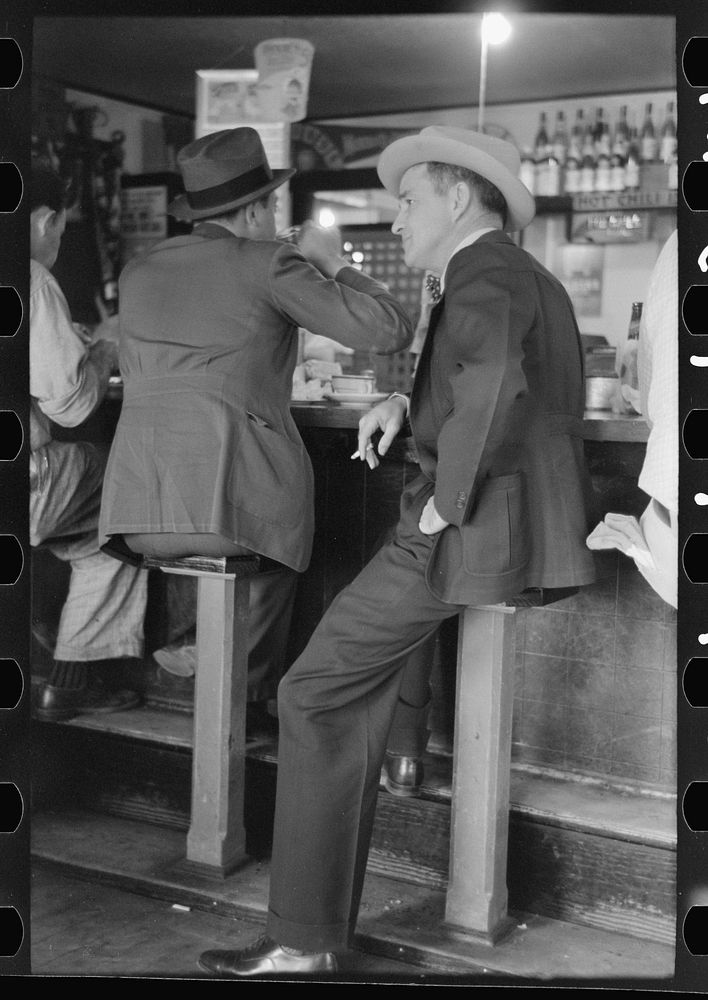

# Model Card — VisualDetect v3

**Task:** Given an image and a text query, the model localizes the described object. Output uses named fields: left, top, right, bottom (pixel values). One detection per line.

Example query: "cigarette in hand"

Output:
left=350, top=443, right=379, bottom=468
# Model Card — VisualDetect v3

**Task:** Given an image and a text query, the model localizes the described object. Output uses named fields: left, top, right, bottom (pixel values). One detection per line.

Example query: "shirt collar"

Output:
left=439, top=227, right=498, bottom=295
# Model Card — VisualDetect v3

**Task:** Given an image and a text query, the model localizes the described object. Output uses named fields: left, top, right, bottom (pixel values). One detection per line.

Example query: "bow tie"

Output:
left=425, top=274, right=442, bottom=303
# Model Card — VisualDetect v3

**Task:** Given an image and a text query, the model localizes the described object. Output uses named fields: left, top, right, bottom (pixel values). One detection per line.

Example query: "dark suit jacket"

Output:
left=99, top=223, right=412, bottom=572
left=409, top=229, right=597, bottom=606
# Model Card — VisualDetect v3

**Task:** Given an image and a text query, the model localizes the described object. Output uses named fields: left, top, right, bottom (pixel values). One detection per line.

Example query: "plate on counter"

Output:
left=323, top=391, right=389, bottom=408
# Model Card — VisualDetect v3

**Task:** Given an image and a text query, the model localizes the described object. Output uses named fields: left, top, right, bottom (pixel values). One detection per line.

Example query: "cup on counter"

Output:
left=585, top=374, right=618, bottom=410
left=330, top=374, right=376, bottom=394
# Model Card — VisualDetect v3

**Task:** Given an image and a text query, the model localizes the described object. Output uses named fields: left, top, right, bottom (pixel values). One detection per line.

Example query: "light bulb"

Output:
left=482, top=13, right=511, bottom=46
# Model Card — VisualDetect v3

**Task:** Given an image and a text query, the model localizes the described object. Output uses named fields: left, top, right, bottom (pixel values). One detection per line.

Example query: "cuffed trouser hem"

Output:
left=265, top=909, right=351, bottom=953
left=52, top=642, right=144, bottom=662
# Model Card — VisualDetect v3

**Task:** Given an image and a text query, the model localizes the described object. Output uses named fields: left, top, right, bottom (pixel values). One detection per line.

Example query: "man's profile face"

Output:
left=392, top=164, right=451, bottom=274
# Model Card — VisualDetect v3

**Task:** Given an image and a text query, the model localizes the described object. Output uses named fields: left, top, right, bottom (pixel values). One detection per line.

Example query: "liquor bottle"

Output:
left=581, top=115, right=596, bottom=162
left=595, top=150, right=612, bottom=192
left=615, top=302, right=643, bottom=414
left=569, top=109, right=585, bottom=159
left=533, top=112, right=551, bottom=161
left=551, top=110, right=569, bottom=164
left=612, top=105, right=630, bottom=160
left=580, top=146, right=596, bottom=194
left=593, top=107, right=611, bottom=158
left=624, top=128, right=641, bottom=190
left=640, top=102, right=658, bottom=163
left=609, top=151, right=626, bottom=192
left=564, top=147, right=581, bottom=194
left=519, top=148, right=536, bottom=194
left=660, top=100, right=677, bottom=164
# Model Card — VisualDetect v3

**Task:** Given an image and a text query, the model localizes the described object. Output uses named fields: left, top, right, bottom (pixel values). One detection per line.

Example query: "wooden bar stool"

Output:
left=445, top=587, right=576, bottom=943
left=142, top=553, right=261, bottom=877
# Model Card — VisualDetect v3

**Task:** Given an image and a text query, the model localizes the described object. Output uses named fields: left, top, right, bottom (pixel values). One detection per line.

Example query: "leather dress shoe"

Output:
left=198, top=936, right=338, bottom=977
left=381, top=751, right=424, bottom=798
left=33, top=680, right=142, bottom=722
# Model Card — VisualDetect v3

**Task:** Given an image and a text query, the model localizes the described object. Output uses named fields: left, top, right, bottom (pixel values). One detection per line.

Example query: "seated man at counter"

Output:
left=30, top=161, right=147, bottom=721
left=98, top=126, right=413, bottom=722
left=198, top=125, right=598, bottom=977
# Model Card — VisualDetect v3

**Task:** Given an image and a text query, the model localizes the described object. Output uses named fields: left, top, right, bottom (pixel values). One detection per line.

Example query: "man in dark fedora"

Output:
left=98, top=126, right=412, bottom=719
left=198, top=125, right=597, bottom=977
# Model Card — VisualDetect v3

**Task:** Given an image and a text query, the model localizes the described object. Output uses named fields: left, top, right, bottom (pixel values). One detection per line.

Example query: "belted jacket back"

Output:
left=98, top=223, right=412, bottom=572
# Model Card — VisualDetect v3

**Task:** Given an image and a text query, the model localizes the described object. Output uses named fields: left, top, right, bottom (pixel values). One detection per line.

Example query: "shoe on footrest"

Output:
left=33, top=680, right=142, bottom=723
left=381, top=751, right=424, bottom=798
left=197, top=935, right=338, bottom=977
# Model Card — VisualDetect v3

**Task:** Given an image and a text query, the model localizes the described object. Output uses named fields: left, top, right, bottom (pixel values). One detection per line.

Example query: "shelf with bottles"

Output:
left=521, top=98, right=677, bottom=202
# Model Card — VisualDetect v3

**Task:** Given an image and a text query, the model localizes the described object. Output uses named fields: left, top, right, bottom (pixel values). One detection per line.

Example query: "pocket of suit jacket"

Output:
left=227, top=411, right=310, bottom=528
left=461, top=471, right=530, bottom=577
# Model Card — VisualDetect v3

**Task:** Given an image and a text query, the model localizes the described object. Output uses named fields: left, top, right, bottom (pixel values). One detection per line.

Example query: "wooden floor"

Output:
left=29, top=860, right=430, bottom=982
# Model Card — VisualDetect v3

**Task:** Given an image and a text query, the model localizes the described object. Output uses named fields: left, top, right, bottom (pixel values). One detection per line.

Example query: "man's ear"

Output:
left=449, top=181, right=471, bottom=221
left=31, top=205, right=55, bottom=237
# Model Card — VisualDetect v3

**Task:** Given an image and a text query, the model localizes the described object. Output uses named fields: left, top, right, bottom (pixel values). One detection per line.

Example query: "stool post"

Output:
left=445, top=604, right=517, bottom=943
left=186, top=573, right=249, bottom=874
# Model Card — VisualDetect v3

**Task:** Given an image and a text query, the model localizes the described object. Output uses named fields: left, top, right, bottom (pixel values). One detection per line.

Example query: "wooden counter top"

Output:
left=291, top=400, right=649, bottom=443
left=106, top=383, right=649, bottom=443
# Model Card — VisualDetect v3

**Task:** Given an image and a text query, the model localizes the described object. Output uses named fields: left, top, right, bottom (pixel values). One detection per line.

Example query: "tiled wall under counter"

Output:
left=512, top=550, right=676, bottom=789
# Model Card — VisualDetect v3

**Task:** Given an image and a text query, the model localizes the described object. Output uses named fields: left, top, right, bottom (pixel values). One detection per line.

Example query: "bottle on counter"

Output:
left=614, top=301, right=643, bottom=414
left=660, top=99, right=677, bottom=164
left=640, top=102, right=658, bottom=163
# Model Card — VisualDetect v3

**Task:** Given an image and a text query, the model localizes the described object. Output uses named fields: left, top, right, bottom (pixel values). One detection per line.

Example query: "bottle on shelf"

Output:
left=614, top=301, right=643, bottom=415
left=660, top=99, right=677, bottom=164
left=569, top=109, right=585, bottom=160
left=533, top=111, right=551, bottom=161
left=551, top=110, right=569, bottom=164
left=611, top=105, right=630, bottom=160
left=564, top=146, right=581, bottom=195
left=624, top=127, right=641, bottom=190
left=595, top=150, right=612, bottom=192
left=640, top=102, right=658, bottom=163
left=609, top=150, right=626, bottom=192
left=519, top=148, right=536, bottom=195
left=593, top=106, right=611, bottom=158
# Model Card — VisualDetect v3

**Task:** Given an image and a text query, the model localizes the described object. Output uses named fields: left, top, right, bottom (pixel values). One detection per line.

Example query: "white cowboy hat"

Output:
left=168, top=127, right=295, bottom=222
left=377, top=125, right=536, bottom=231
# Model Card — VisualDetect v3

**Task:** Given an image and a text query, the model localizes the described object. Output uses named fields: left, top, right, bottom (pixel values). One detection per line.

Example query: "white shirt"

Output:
left=637, top=229, right=678, bottom=514
left=30, top=259, right=105, bottom=451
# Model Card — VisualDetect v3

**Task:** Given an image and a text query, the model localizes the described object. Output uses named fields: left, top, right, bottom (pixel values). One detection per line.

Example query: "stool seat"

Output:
left=142, top=553, right=261, bottom=578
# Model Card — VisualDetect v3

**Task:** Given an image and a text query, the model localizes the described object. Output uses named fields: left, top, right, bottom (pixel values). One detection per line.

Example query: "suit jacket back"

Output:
left=99, top=224, right=412, bottom=571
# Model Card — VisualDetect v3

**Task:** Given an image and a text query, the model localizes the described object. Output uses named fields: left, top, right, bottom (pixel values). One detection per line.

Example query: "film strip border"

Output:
left=677, top=11, right=708, bottom=991
left=0, top=15, right=30, bottom=977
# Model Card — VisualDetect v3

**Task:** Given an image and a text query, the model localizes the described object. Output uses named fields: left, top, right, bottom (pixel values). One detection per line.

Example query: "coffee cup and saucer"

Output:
left=324, top=374, right=388, bottom=407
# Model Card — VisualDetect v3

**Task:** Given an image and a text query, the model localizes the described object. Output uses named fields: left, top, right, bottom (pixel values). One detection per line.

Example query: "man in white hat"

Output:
left=198, top=126, right=598, bottom=977
left=98, top=126, right=413, bottom=725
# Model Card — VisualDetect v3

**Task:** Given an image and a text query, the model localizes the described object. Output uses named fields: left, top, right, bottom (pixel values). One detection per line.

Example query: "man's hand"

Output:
left=297, top=221, right=348, bottom=278
left=351, top=396, right=407, bottom=469
left=419, top=497, right=449, bottom=536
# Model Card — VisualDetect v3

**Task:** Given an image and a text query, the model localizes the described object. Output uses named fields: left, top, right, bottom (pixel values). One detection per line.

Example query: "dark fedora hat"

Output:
left=168, top=127, right=295, bottom=222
